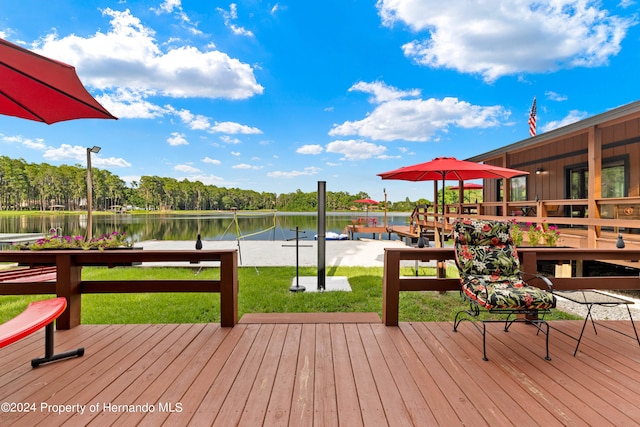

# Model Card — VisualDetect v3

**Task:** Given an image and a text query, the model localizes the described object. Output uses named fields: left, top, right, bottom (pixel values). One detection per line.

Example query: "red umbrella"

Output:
left=449, top=183, right=483, bottom=190
left=353, top=198, right=379, bottom=218
left=378, top=157, right=526, bottom=182
left=450, top=182, right=483, bottom=203
left=378, top=157, right=527, bottom=245
left=0, top=38, right=117, bottom=124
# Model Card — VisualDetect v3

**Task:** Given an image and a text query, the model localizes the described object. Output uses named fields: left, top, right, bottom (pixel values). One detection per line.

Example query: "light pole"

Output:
left=383, top=187, right=387, bottom=229
left=86, top=146, right=101, bottom=241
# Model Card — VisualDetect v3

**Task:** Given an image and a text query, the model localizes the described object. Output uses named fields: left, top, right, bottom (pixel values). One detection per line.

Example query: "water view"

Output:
left=0, top=211, right=411, bottom=245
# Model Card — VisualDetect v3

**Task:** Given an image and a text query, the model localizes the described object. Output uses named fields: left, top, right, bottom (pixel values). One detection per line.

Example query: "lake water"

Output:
left=0, top=211, right=410, bottom=245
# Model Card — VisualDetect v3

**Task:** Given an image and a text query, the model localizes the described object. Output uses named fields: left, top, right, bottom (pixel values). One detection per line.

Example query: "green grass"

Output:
left=0, top=266, right=580, bottom=324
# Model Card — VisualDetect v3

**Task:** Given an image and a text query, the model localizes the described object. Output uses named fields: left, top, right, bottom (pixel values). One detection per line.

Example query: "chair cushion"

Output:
left=462, top=277, right=556, bottom=310
left=454, top=219, right=555, bottom=310
left=454, top=220, right=520, bottom=278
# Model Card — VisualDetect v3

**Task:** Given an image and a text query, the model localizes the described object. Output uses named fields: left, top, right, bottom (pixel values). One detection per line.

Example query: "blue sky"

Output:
left=1, top=0, right=638, bottom=202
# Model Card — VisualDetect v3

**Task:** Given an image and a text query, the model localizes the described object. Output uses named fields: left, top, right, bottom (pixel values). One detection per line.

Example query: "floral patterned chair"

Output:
left=453, top=219, right=556, bottom=361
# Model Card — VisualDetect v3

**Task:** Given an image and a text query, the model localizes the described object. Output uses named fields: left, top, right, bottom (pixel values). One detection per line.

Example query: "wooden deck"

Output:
left=2, top=315, right=640, bottom=426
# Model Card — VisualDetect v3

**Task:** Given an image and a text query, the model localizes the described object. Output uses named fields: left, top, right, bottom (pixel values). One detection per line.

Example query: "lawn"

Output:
left=0, top=265, right=579, bottom=324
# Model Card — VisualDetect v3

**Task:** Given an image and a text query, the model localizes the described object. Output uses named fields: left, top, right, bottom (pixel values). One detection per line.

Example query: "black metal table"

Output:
left=554, top=290, right=640, bottom=356
left=520, top=205, right=536, bottom=217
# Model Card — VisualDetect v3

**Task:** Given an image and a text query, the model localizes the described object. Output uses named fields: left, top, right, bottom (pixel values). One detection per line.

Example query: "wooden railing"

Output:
left=0, top=249, right=238, bottom=329
left=450, top=197, right=640, bottom=229
left=382, top=247, right=640, bottom=326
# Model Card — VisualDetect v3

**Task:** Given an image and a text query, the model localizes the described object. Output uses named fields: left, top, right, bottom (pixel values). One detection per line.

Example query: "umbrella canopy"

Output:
left=449, top=182, right=483, bottom=190
left=378, top=157, right=527, bottom=245
left=0, top=38, right=117, bottom=124
left=353, top=198, right=379, bottom=204
left=378, top=157, right=526, bottom=182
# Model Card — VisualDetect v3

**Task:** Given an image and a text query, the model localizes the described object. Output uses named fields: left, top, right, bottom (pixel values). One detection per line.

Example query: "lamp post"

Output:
left=86, top=146, right=101, bottom=241
left=383, top=187, right=387, bottom=229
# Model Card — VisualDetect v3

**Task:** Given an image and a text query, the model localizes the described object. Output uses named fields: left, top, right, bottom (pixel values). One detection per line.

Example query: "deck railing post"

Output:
left=55, top=253, right=82, bottom=329
left=383, top=249, right=400, bottom=326
left=219, top=250, right=239, bottom=327
left=520, top=250, right=538, bottom=276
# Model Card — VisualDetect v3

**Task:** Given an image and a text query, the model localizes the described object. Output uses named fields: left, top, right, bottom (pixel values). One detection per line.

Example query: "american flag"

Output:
left=528, top=97, right=537, bottom=137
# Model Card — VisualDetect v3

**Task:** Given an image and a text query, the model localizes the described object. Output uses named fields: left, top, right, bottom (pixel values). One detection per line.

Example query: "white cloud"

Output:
left=210, top=121, right=262, bottom=135
left=325, top=140, right=387, bottom=160
left=154, top=0, right=182, bottom=15
left=1, top=135, right=130, bottom=167
left=231, top=151, right=241, bottom=156
left=297, top=144, right=324, bottom=155
left=35, top=8, right=263, bottom=100
left=542, top=110, right=589, bottom=132
left=96, top=89, right=169, bottom=119
left=331, top=81, right=509, bottom=142
left=545, top=91, right=568, bottom=101
left=378, top=0, right=635, bottom=81
left=120, top=175, right=142, bottom=186
left=176, top=173, right=228, bottom=186
left=217, top=4, right=254, bottom=37
left=267, top=166, right=321, bottom=178
left=92, top=156, right=133, bottom=168
left=1, top=135, right=47, bottom=150
left=349, top=81, right=421, bottom=103
left=233, top=163, right=262, bottom=170
left=42, top=144, right=131, bottom=167
left=167, top=132, right=189, bottom=146
left=174, top=163, right=200, bottom=173
left=175, top=108, right=261, bottom=135
left=220, top=135, right=241, bottom=144
left=176, top=109, right=211, bottom=130
left=203, top=157, right=221, bottom=165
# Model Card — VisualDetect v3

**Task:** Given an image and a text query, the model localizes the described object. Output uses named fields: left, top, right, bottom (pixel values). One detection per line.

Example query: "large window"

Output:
left=510, top=176, right=527, bottom=201
left=566, top=156, right=628, bottom=220
left=497, top=176, right=528, bottom=202
left=567, top=156, right=628, bottom=199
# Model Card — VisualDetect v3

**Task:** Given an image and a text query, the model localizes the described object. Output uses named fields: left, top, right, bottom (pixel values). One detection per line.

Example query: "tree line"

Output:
left=0, top=156, right=431, bottom=212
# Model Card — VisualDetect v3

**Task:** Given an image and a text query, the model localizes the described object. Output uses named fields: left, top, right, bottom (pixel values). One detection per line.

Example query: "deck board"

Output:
left=1, top=319, right=640, bottom=426
left=262, top=323, right=302, bottom=426
left=329, top=324, right=364, bottom=427
left=359, top=324, right=413, bottom=426
left=238, top=323, right=288, bottom=427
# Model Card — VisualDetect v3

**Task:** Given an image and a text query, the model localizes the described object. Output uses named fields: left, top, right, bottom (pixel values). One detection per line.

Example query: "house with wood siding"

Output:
left=465, top=100, right=640, bottom=250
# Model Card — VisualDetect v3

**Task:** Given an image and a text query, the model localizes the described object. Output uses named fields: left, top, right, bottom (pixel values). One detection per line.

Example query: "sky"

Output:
left=0, top=0, right=639, bottom=203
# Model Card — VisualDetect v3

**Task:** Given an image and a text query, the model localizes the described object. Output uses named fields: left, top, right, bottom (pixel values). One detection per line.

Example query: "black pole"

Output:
left=441, top=175, right=446, bottom=247
left=318, top=181, right=326, bottom=291
left=289, top=227, right=306, bottom=292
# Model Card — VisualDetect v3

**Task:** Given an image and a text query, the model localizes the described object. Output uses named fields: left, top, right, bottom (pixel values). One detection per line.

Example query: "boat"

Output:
left=314, top=231, right=349, bottom=240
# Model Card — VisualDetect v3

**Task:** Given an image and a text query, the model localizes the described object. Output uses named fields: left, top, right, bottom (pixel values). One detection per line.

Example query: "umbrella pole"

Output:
left=439, top=176, right=447, bottom=277
left=441, top=176, right=446, bottom=248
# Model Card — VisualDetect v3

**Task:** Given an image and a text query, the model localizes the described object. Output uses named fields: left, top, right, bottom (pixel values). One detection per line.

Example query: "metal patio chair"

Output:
left=452, top=219, right=556, bottom=361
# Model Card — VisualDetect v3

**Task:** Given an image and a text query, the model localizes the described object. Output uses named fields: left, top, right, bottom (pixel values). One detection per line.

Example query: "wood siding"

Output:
left=480, top=112, right=640, bottom=220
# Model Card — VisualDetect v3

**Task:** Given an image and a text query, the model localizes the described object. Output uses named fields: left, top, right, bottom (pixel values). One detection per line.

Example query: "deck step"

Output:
left=239, top=312, right=381, bottom=324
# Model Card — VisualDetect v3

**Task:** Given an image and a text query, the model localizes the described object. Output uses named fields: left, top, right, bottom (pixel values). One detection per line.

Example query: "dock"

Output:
left=0, top=233, right=46, bottom=245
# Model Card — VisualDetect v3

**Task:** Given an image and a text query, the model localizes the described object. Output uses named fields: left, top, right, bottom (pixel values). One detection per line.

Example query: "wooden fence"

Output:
left=0, top=249, right=238, bottom=329
left=382, top=247, right=640, bottom=326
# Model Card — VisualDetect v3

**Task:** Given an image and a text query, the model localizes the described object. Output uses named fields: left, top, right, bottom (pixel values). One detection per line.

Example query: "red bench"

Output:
left=0, top=297, right=84, bottom=367
left=0, top=266, right=57, bottom=282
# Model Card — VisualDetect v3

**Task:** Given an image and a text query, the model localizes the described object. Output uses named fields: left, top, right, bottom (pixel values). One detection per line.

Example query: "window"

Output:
left=510, top=176, right=527, bottom=201
left=566, top=156, right=627, bottom=199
